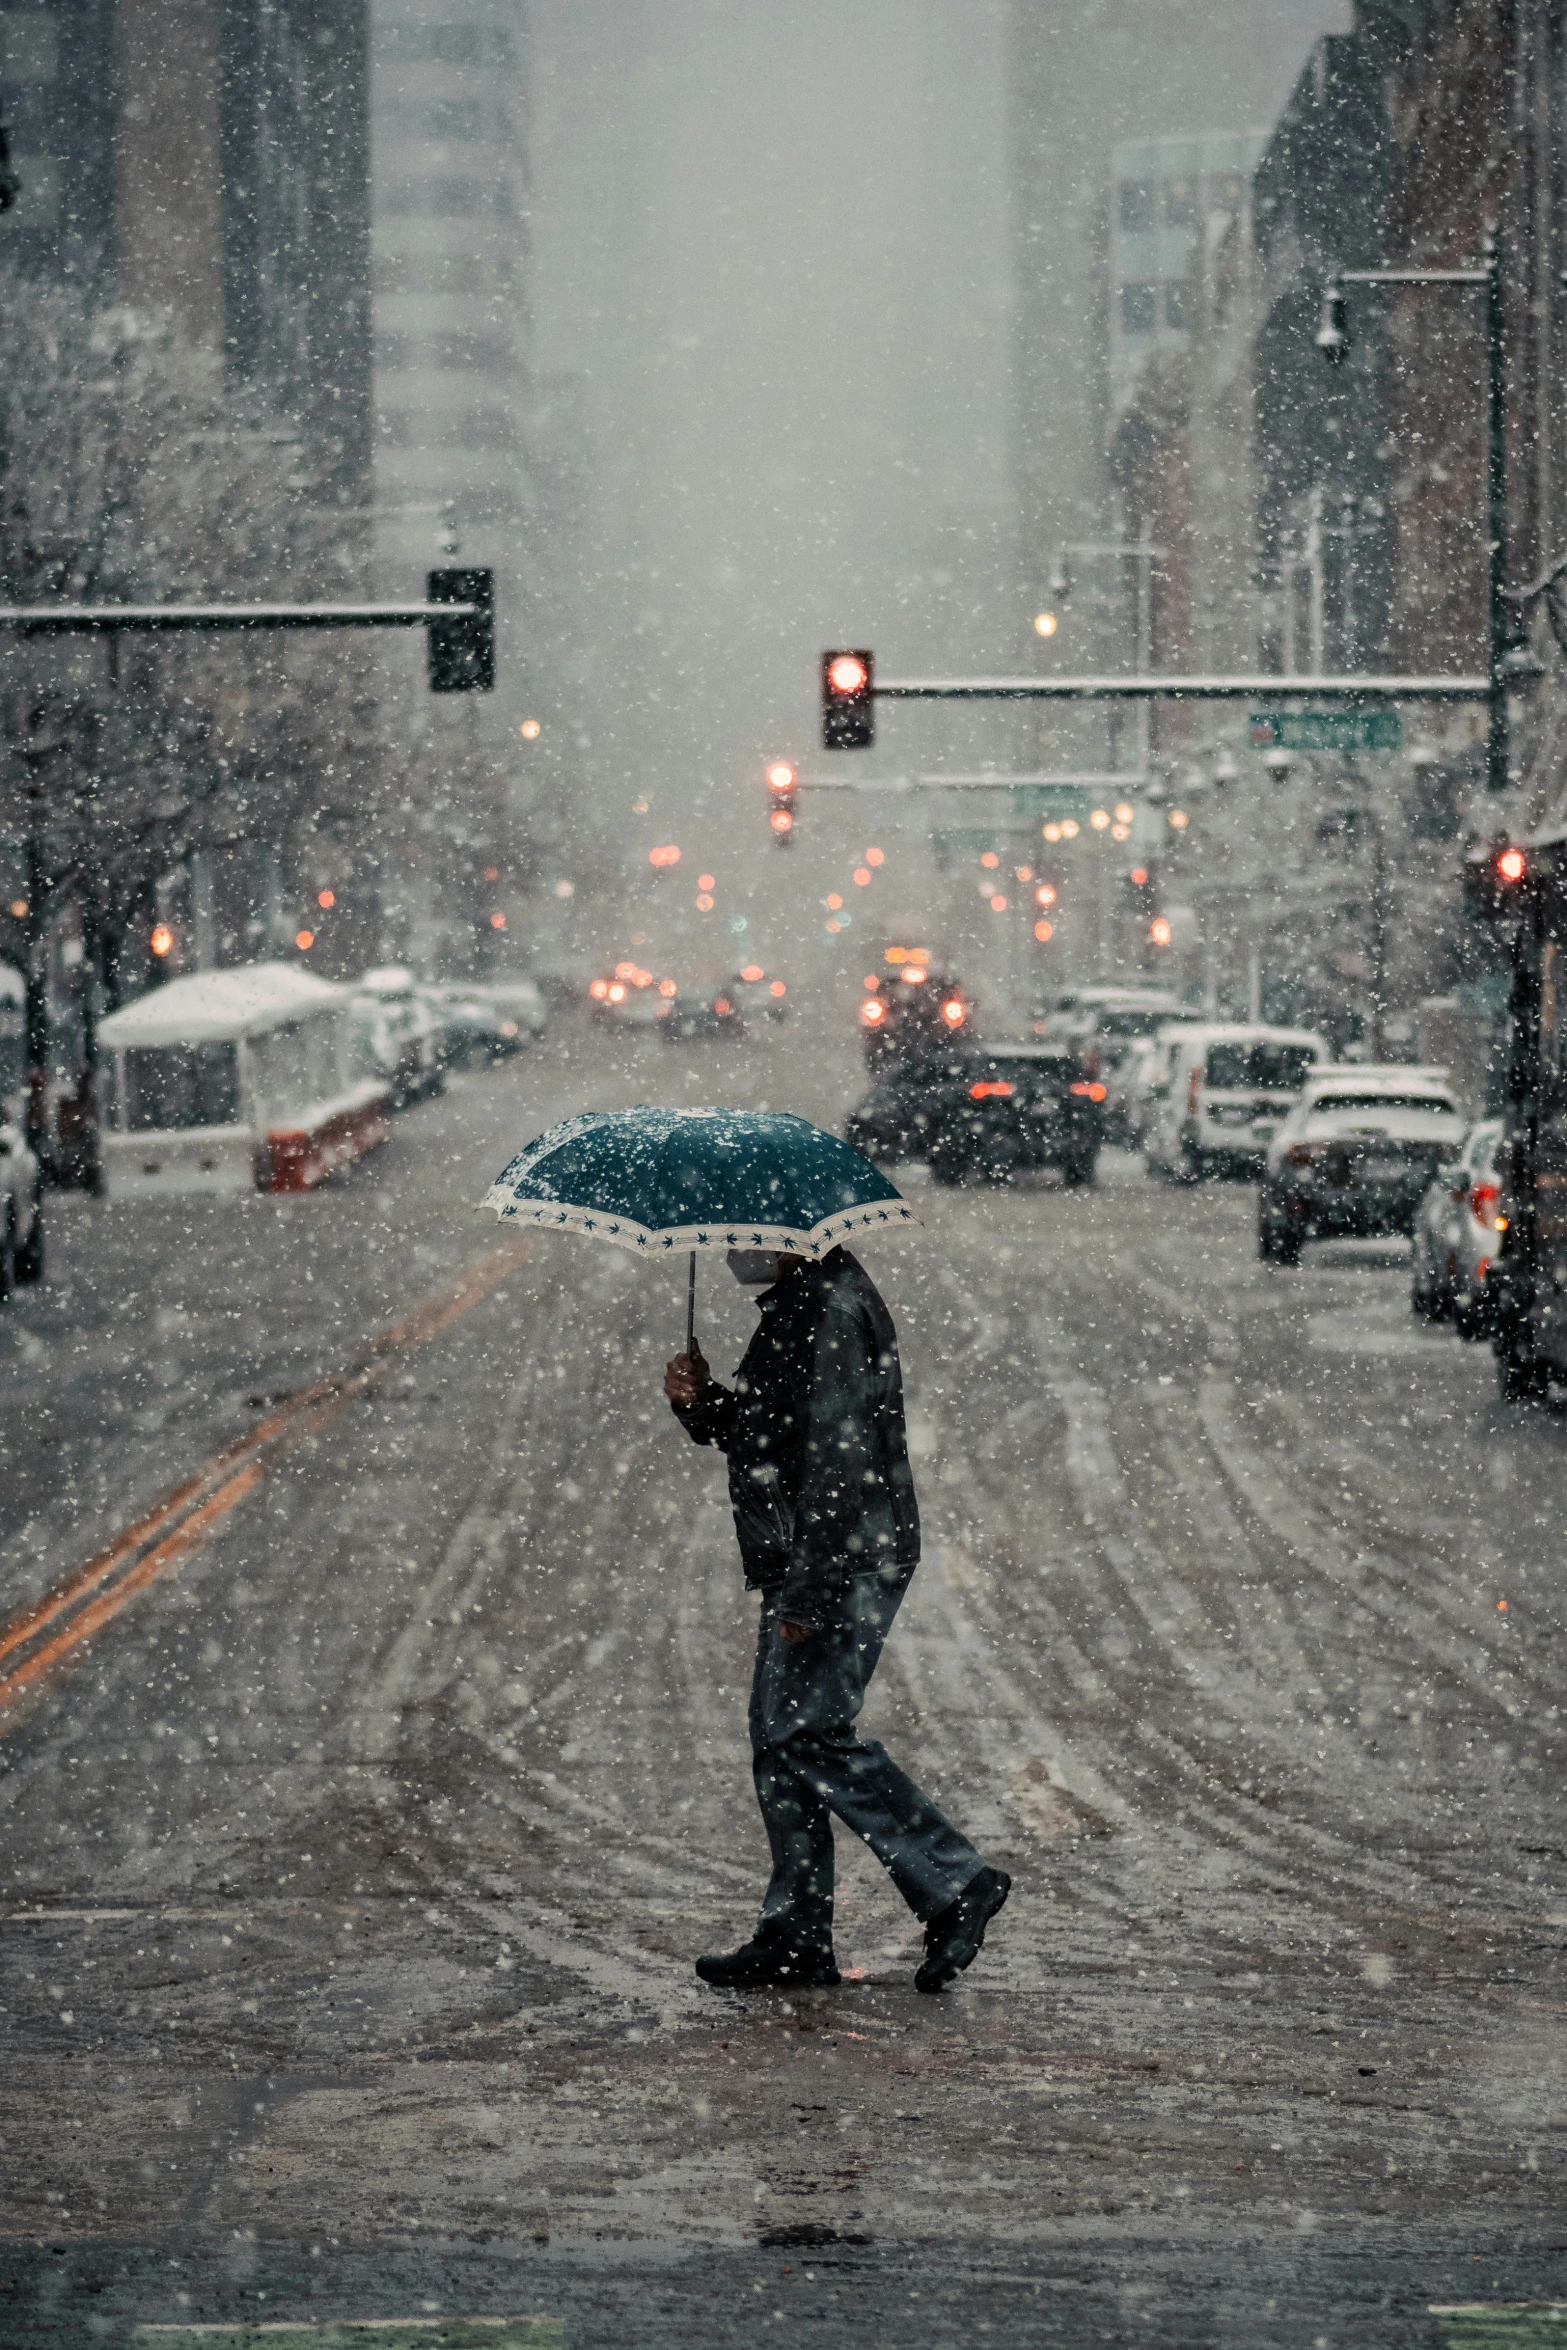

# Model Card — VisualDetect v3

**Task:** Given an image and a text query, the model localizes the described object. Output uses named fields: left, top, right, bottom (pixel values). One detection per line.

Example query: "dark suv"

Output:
left=924, top=1044, right=1105, bottom=1187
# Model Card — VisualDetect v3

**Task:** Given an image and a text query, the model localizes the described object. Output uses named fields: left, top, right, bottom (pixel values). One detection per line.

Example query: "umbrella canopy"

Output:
left=481, top=1106, right=918, bottom=1257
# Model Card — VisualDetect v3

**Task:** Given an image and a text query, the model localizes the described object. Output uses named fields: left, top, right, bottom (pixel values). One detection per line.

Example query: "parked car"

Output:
left=1145, top=1024, right=1329, bottom=1181
left=1411, top=1117, right=1505, bottom=1336
left=1259, top=1067, right=1465, bottom=1263
left=0, top=1109, right=44, bottom=1297
left=351, top=967, right=446, bottom=1108
left=423, top=984, right=524, bottom=1067
left=472, top=976, right=548, bottom=1040
left=923, top=1044, right=1105, bottom=1187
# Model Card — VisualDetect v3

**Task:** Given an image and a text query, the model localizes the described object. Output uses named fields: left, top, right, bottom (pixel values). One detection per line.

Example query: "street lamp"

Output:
left=1318, top=241, right=1521, bottom=791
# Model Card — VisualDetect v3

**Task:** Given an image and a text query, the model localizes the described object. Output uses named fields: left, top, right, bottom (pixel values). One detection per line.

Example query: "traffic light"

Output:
left=766, top=759, right=797, bottom=846
left=1122, top=862, right=1157, bottom=921
left=822, top=650, right=874, bottom=750
left=428, top=568, right=495, bottom=692
left=1464, top=834, right=1530, bottom=923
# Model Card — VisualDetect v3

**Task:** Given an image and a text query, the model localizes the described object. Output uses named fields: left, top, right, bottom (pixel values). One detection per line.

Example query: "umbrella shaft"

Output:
left=686, top=1253, right=696, bottom=1356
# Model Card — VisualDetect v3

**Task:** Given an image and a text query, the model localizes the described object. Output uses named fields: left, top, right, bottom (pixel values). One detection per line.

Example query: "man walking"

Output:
left=665, top=1242, right=1009, bottom=1993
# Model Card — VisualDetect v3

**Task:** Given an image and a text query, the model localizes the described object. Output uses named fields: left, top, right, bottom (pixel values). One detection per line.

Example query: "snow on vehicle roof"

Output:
left=1303, top=1064, right=1450, bottom=1090
left=1178, top=1023, right=1325, bottom=1046
left=99, top=961, right=349, bottom=1048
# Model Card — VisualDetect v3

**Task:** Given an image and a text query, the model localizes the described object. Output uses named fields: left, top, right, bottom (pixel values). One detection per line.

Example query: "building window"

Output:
left=1164, top=177, right=1200, bottom=231
left=378, top=408, right=519, bottom=451
left=1118, top=179, right=1155, bottom=235
left=1164, top=281, right=1191, bottom=332
left=381, top=24, right=483, bottom=62
left=1121, top=283, right=1157, bottom=336
left=379, top=175, right=485, bottom=218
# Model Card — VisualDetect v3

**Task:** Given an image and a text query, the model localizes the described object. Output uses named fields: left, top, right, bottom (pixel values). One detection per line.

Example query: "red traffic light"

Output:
left=823, top=649, right=875, bottom=750
left=1498, top=846, right=1527, bottom=883
left=766, top=760, right=796, bottom=793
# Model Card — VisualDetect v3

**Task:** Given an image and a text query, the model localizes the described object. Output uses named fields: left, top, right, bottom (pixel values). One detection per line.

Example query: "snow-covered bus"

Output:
left=98, top=962, right=390, bottom=1199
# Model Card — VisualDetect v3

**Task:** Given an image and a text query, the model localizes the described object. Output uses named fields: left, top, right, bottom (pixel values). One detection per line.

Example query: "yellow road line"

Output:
left=0, top=1234, right=536, bottom=1726
left=0, top=1463, right=264, bottom=1712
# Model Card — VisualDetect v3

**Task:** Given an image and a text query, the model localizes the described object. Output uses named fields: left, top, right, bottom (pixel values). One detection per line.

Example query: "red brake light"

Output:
left=1285, top=1141, right=1314, bottom=1166
left=1498, top=847, right=1527, bottom=883
left=1470, top=1181, right=1500, bottom=1225
left=714, top=997, right=732, bottom=1015
left=969, top=1080, right=1015, bottom=1100
left=942, top=998, right=965, bottom=1026
left=862, top=998, right=885, bottom=1023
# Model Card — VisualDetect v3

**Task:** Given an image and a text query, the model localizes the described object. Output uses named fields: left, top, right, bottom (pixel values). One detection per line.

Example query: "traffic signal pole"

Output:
left=867, top=671, right=1491, bottom=704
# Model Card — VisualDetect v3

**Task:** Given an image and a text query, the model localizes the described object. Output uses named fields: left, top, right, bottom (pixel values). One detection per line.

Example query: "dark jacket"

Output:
left=673, top=1246, right=920, bottom=1622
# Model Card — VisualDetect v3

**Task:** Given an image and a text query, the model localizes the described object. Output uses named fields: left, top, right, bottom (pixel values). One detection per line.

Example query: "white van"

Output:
left=1145, top=1023, right=1329, bottom=1181
left=98, top=962, right=390, bottom=1198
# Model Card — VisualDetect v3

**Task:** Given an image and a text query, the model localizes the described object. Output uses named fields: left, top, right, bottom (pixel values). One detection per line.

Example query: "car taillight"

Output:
left=1070, top=1080, right=1107, bottom=1102
left=714, top=997, right=732, bottom=1015
left=970, top=1080, right=1015, bottom=1100
left=1285, top=1142, right=1315, bottom=1167
left=942, top=999, right=965, bottom=1026
left=862, top=998, right=885, bottom=1024
left=1469, top=1181, right=1500, bottom=1227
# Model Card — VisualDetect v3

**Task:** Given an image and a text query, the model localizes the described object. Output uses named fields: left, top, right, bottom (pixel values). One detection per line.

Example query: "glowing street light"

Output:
left=1035, top=919, right=1053, bottom=942
left=1114, top=802, right=1135, bottom=824
left=519, top=718, right=542, bottom=740
left=1033, top=611, right=1059, bottom=638
left=865, top=847, right=885, bottom=866
left=150, top=923, right=174, bottom=958
left=1090, top=808, right=1111, bottom=830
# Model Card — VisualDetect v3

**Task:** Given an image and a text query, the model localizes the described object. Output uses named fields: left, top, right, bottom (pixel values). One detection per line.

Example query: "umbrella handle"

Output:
left=686, top=1251, right=696, bottom=1359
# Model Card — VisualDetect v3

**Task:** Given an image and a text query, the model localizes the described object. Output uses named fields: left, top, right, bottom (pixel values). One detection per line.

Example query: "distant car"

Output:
left=860, top=971, right=970, bottom=1062
left=1259, top=1068, right=1465, bottom=1263
left=351, top=967, right=446, bottom=1107
left=590, top=967, right=675, bottom=1029
left=0, top=1110, right=44, bottom=1298
left=662, top=981, right=745, bottom=1041
left=923, top=1044, right=1105, bottom=1187
left=1411, top=1116, right=1505, bottom=1336
left=1146, top=1024, right=1329, bottom=1181
left=728, top=967, right=791, bottom=1021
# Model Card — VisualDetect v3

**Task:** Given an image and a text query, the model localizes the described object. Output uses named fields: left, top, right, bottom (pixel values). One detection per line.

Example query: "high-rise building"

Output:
left=1108, top=132, right=1265, bottom=424
left=0, top=0, right=374, bottom=505
left=368, top=0, right=531, bottom=715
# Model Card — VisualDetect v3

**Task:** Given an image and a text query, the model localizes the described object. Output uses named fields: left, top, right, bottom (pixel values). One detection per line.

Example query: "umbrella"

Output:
left=481, top=1105, right=918, bottom=1351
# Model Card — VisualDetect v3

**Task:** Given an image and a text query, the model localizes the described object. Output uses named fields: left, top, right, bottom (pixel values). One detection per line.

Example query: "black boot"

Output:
left=695, top=1934, right=840, bottom=1990
left=914, top=1867, right=1011, bottom=1994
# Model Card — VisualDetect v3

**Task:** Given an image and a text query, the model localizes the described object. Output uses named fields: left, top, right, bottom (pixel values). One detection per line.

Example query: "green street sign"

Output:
left=1249, top=709, right=1403, bottom=753
left=1011, top=784, right=1099, bottom=817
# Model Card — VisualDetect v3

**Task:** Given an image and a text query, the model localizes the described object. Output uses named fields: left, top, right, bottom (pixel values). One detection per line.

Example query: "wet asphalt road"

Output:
left=1, top=1002, right=1564, bottom=2349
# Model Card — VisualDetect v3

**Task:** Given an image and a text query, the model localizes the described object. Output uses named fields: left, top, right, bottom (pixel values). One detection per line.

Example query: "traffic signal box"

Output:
left=766, top=760, right=797, bottom=846
left=823, top=650, right=874, bottom=749
left=428, top=568, right=495, bottom=692
left=1464, top=835, right=1530, bottom=924
left=1122, top=862, right=1157, bottom=920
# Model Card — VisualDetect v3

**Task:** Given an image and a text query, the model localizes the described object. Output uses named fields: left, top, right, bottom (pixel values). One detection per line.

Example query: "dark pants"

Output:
left=748, top=1562, right=983, bottom=1952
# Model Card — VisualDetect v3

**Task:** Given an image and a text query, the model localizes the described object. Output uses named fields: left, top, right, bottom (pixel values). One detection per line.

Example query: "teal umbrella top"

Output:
left=481, top=1105, right=918, bottom=1257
